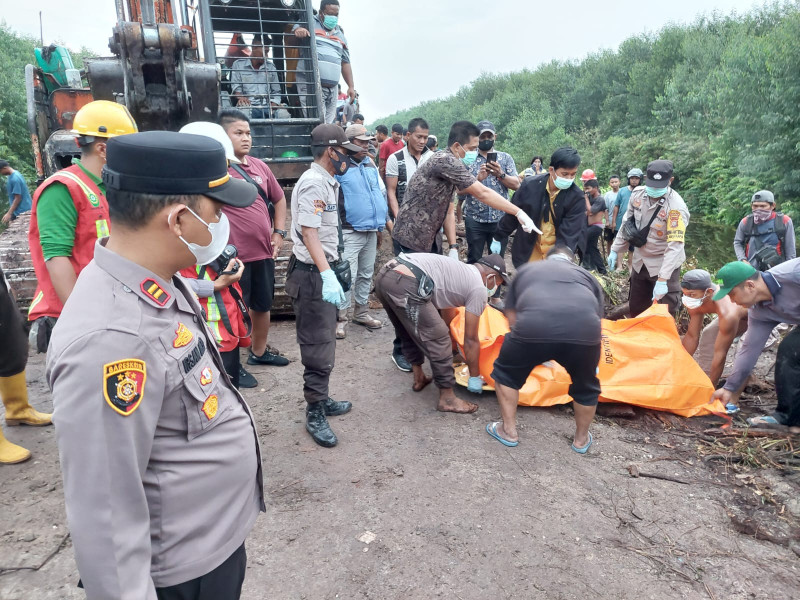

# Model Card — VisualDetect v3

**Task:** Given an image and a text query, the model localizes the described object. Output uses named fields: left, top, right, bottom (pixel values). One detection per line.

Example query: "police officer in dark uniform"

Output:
left=47, top=131, right=264, bottom=600
left=286, top=124, right=361, bottom=447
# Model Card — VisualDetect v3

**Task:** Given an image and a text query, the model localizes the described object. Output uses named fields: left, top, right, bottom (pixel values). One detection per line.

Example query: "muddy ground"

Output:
left=2, top=238, right=799, bottom=599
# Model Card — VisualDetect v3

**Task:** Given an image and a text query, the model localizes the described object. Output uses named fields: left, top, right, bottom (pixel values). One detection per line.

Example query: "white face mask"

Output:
left=170, top=207, right=230, bottom=266
left=681, top=292, right=708, bottom=310
left=484, top=274, right=498, bottom=298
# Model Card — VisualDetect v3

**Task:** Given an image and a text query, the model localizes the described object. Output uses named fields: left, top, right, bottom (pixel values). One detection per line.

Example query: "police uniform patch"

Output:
left=103, top=359, right=146, bottom=416
left=173, top=323, right=193, bottom=348
left=200, top=366, right=213, bottom=386
left=313, top=199, right=326, bottom=216
left=141, top=278, right=171, bottom=306
left=667, top=209, right=686, bottom=242
left=202, top=394, right=218, bottom=420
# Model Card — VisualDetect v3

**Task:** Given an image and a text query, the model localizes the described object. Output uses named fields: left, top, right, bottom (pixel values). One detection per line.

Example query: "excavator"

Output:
left=7, top=0, right=325, bottom=312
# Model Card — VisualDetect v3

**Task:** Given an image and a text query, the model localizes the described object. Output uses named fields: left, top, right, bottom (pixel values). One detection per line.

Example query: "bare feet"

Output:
left=411, top=365, right=433, bottom=392
left=437, top=391, right=478, bottom=414
left=412, top=375, right=433, bottom=392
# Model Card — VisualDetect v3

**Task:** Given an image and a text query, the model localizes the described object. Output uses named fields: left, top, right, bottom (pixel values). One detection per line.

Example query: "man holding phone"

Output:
left=457, top=121, right=520, bottom=263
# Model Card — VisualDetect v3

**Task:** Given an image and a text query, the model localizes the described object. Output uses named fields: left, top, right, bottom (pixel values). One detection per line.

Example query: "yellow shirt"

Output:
left=529, top=179, right=558, bottom=262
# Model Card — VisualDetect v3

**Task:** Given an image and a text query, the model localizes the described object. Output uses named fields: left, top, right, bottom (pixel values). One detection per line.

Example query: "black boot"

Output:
left=306, top=402, right=338, bottom=447
left=323, top=397, right=352, bottom=416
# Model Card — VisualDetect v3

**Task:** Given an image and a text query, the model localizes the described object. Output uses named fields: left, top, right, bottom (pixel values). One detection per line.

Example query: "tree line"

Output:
left=373, top=2, right=800, bottom=227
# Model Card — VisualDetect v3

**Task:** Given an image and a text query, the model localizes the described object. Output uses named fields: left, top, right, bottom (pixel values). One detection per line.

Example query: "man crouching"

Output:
left=375, top=253, right=508, bottom=414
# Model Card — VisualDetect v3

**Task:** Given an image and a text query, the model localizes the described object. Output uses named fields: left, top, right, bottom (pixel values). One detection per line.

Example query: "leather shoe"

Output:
left=324, top=397, right=352, bottom=416
left=247, top=349, right=289, bottom=367
left=306, top=402, right=337, bottom=447
left=391, top=352, right=412, bottom=372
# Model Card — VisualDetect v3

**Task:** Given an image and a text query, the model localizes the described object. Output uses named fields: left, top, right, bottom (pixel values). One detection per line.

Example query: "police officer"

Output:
left=28, top=100, right=138, bottom=350
left=286, top=123, right=361, bottom=448
left=47, top=131, right=264, bottom=600
left=608, top=160, right=690, bottom=317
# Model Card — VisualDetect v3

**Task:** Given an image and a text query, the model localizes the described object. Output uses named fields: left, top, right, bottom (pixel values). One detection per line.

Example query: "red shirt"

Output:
left=224, top=156, right=284, bottom=262
left=379, top=139, right=405, bottom=166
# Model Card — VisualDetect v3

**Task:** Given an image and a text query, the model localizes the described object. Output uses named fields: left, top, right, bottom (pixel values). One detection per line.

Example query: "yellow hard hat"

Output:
left=71, top=100, right=138, bottom=139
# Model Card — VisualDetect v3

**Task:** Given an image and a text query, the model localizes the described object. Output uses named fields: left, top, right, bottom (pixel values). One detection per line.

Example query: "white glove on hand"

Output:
left=448, top=248, right=460, bottom=261
left=320, top=269, right=346, bottom=307
left=516, top=209, right=542, bottom=235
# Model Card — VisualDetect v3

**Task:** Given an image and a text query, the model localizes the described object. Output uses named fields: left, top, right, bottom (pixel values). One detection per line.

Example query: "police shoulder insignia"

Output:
left=103, top=359, right=146, bottom=416
left=200, top=366, right=213, bottom=386
left=313, top=199, right=326, bottom=216
left=666, top=209, right=686, bottom=242
left=173, top=323, right=193, bottom=348
left=202, top=394, right=218, bottom=420
left=141, top=278, right=171, bottom=306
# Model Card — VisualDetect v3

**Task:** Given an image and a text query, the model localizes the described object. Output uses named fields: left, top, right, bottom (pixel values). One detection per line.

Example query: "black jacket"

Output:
left=493, top=173, right=587, bottom=268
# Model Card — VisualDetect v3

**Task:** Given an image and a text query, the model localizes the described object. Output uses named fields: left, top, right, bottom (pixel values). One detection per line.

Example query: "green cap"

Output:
left=713, top=261, right=757, bottom=300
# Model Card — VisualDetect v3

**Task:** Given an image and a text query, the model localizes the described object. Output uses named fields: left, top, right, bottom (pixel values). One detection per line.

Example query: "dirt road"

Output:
left=1, top=317, right=798, bottom=599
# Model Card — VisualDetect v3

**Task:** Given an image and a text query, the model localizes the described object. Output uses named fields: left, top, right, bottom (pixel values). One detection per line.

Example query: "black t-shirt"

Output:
left=505, top=260, right=604, bottom=345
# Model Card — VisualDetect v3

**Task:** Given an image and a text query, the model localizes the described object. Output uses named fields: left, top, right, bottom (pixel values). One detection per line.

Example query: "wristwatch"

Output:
left=274, top=229, right=287, bottom=238
left=499, top=172, right=506, bottom=180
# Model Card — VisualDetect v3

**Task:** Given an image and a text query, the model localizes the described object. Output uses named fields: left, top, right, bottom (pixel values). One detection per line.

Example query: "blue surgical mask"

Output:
left=322, top=14, right=338, bottom=29
left=553, top=175, right=574, bottom=190
left=646, top=186, right=669, bottom=198
left=458, top=144, right=478, bottom=165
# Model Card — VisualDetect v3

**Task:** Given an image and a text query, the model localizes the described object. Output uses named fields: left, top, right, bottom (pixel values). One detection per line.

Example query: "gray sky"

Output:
left=8, top=0, right=763, bottom=119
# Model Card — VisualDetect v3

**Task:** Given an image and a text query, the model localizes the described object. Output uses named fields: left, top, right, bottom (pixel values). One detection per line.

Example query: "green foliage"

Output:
left=0, top=23, right=38, bottom=210
left=373, top=2, right=800, bottom=226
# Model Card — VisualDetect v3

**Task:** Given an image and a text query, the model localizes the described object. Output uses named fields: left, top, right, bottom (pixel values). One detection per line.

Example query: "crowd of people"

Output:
left=0, top=1, right=798, bottom=597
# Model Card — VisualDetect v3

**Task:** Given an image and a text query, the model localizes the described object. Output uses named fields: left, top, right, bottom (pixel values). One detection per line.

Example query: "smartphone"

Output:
left=487, top=152, right=498, bottom=163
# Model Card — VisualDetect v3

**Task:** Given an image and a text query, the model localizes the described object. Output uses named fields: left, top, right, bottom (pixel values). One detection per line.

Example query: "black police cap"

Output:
left=103, top=131, right=257, bottom=208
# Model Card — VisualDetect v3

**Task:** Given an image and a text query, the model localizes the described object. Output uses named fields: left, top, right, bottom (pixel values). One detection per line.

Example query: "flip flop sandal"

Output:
left=571, top=432, right=593, bottom=455
left=725, top=403, right=740, bottom=415
left=747, top=415, right=779, bottom=426
left=486, top=421, right=518, bottom=447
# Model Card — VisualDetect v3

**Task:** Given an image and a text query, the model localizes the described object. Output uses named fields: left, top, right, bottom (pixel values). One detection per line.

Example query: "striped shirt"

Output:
left=295, top=15, right=351, bottom=89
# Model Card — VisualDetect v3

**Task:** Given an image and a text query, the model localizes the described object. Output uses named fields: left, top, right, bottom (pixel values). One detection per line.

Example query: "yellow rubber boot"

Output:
left=0, top=426, right=31, bottom=464
left=1, top=372, right=52, bottom=427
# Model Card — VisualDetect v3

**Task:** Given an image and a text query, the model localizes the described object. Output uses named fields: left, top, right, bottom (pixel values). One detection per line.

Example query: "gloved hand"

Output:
left=607, top=251, right=617, bottom=272
left=490, top=240, right=501, bottom=254
left=515, top=209, right=542, bottom=235
left=448, top=247, right=459, bottom=261
left=320, top=269, right=346, bottom=307
left=467, top=375, right=484, bottom=394
left=652, top=280, right=668, bottom=301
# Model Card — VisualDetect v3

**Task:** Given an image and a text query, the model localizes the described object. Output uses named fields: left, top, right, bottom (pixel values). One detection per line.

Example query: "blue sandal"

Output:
left=571, top=432, right=593, bottom=455
left=486, top=422, right=519, bottom=447
left=747, top=415, right=779, bottom=426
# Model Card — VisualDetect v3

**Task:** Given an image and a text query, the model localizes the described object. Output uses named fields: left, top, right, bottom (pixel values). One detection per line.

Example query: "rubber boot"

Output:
left=1, top=372, right=52, bottom=427
left=0, top=426, right=31, bottom=464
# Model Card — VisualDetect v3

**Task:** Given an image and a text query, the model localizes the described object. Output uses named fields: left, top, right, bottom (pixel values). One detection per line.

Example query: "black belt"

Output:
left=288, top=255, right=321, bottom=273
left=394, top=255, right=434, bottom=299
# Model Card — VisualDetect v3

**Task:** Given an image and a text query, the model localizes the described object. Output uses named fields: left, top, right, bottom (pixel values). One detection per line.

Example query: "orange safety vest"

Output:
left=28, top=164, right=109, bottom=320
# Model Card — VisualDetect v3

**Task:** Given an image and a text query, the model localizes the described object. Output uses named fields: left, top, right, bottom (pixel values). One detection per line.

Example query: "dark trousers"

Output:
left=375, top=266, right=456, bottom=388
left=581, top=226, right=607, bottom=274
left=156, top=543, right=247, bottom=600
left=464, top=216, right=506, bottom=264
left=285, top=267, right=337, bottom=405
left=629, top=266, right=681, bottom=318
left=0, top=267, right=28, bottom=377
left=220, top=349, right=241, bottom=389
left=491, top=335, right=602, bottom=406
left=390, top=241, right=425, bottom=356
left=774, top=327, right=800, bottom=427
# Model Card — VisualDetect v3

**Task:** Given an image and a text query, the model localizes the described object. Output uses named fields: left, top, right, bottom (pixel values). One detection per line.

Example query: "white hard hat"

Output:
left=179, top=121, right=241, bottom=165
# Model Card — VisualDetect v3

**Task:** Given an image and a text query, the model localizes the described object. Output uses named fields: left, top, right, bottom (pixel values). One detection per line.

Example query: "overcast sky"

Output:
left=7, top=0, right=764, bottom=119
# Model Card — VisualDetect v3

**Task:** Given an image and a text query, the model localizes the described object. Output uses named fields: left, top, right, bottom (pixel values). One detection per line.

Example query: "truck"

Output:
left=7, top=0, right=326, bottom=312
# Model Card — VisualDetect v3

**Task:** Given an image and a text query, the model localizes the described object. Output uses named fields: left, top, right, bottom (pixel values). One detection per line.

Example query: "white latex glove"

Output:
left=516, top=209, right=542, bottom=234
left=448, top=248, right=460, bottom=261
